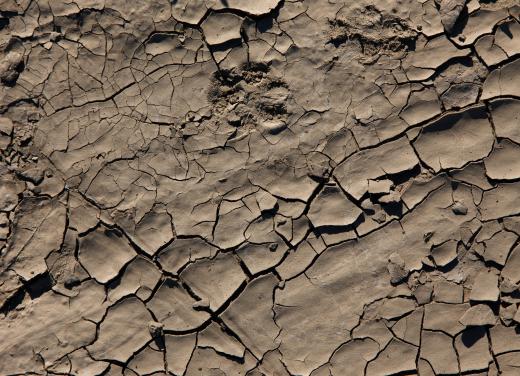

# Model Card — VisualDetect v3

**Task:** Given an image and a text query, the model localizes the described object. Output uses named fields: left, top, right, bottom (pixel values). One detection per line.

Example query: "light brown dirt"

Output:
left=1, top=0, right=520, bottom=375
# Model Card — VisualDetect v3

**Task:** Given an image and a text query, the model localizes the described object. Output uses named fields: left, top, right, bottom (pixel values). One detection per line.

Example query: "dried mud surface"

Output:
left=1, top=0, right=520, bottom=375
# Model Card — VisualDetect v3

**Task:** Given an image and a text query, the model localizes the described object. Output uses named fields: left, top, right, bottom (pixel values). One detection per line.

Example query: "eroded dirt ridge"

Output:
left=1, top=0, right=520, bottom=375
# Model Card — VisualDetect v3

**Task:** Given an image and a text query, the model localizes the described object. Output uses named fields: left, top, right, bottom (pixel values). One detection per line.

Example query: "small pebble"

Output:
left=148, top=321, right=164, bottom=338
left=452, top=201, right=468, bottom=215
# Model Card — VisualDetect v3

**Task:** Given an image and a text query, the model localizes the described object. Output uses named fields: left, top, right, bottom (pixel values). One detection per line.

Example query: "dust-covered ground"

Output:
left=1, top=0, right=520, bottom=375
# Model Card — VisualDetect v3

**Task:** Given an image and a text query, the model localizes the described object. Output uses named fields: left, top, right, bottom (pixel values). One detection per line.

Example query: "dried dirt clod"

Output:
left=17, top=167, right=44, bottom=185
left=148, top=321, right=164, bottom=339
left=0, top=51, right=24, bottom=86
left=459, top=304, right=497, bottom=327
left=64, top=275, right=81, bottom=290
left=439, top=0, right=466, bottom=34
left=451, top=201, right=468, bottom=215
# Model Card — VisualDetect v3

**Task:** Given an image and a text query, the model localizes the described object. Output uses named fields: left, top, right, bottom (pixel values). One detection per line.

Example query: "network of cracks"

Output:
left=2, top=0, right=520, bottom=375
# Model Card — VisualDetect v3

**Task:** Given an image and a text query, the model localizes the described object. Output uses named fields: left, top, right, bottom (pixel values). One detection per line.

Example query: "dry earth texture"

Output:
left=2, top=0, right=520, bottom=375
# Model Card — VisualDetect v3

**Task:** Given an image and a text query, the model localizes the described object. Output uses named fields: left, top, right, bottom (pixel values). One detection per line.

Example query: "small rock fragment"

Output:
left=459, top=304, right=497, bottom=326
left=451, top=201, right=467, bottom=215
left=439, top=0, right=466, bottom=34
left=148, top=321, right=164, bottom=339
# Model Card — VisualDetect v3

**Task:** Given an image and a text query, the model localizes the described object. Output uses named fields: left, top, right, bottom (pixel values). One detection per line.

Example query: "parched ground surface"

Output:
left=1, top=0, right=520, bottom=375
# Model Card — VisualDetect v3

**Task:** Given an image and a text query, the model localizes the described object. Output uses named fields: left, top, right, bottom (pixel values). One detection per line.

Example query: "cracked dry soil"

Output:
left=2, top=0, right=520, bottom=375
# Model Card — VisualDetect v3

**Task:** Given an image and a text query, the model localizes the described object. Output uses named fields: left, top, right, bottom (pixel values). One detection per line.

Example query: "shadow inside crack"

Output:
left=460, top=326, right=486, bottom=348
left=25, top=272, right=53, bottom=299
